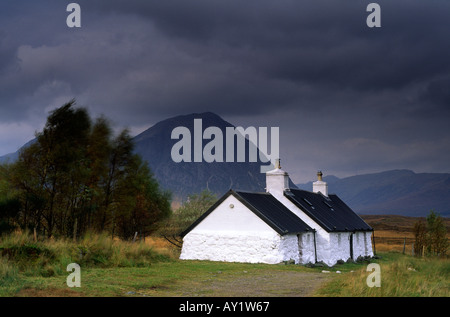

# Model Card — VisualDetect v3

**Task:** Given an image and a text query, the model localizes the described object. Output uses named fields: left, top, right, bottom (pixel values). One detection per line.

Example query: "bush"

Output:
left=413, top=210, right=448, bottom=257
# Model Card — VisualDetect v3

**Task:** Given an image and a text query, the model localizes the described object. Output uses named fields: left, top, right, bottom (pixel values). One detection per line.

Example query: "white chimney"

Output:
left=266, top=159, right=289, bottom=196
left=313, top=170, right=328, bottom=197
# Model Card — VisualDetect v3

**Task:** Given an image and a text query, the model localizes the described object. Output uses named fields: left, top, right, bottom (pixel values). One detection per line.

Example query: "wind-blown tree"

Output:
left=114, top=154, right=172, bottom=240
left=81, top=116, right=113, bottom=234
left=6, top=100, right=171, bottom=239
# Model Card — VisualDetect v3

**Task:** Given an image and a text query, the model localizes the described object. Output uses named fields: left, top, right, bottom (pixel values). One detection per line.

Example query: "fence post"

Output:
left=402, top=237, right=406, bottom=254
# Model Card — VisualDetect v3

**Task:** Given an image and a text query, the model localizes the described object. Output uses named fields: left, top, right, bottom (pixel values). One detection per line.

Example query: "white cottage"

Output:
left=180, top=161, right=373, bottom=266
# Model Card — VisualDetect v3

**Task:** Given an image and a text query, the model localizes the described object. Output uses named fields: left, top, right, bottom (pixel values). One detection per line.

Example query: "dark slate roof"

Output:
left=284, top=189, right=373, bottom=232
left=234, top=191, right=313, bottom=235
left=181, top=190, right=313, bottom=237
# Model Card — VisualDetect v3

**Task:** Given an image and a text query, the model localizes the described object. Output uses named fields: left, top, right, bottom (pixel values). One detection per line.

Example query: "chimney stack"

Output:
left=313, top=170, right=328, bottom=196
left=265, top=159, right=289, bottom=196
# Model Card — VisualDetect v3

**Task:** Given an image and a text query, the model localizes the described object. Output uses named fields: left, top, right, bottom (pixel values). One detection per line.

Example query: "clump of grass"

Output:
left=0, top=230, right=173, bottom=280
left=0, top=257, right=19, bottom=285
left=315, top=252, right=450, bottom=297
left=0, top=255, right=26, bottom=296
left=70, top=231, right=173, bottom=268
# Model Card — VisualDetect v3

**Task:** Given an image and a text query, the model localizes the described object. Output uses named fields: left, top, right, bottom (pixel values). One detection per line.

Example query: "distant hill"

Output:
left=132, top=112, right=293, bottom=202
left=2, top=113, right=450, bottom=216
left=297, top=170, right=450, bottom=217
left=0, top=139, right=36, bottom=164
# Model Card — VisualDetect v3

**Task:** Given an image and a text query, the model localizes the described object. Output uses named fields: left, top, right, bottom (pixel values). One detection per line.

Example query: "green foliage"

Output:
left=158, top=190, right=217, bottom=247
left=0, top=166, right=21, bottom=234
left=425, top=210, right=448, bottom=256
left=1, top=100, right=171, bottom=239
left=0, top=256, right=20, bottom=291
left=413, top=210, right=448, bottom=257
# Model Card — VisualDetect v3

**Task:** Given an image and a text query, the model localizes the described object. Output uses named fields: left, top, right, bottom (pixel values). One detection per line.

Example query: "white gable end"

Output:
left=190, top=195, right=275, bottom=234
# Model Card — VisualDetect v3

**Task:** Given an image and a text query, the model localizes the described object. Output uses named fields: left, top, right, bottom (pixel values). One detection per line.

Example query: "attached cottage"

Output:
left=180, top=161, right=373, bottom=266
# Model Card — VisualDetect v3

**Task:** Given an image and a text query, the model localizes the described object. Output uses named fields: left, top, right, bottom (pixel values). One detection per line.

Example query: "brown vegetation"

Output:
left=361, top=214, right=450, bottom=253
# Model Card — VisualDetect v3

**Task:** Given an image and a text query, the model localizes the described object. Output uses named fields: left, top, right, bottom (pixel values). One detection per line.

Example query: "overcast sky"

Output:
left=1, top=0, right=449, bottom=183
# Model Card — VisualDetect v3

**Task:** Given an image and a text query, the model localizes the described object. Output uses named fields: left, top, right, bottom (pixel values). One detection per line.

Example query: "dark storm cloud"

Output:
left=87, top=0, right=450, bottom=92
left=2, top=0, right=449, bottom=116
left=0, top=0, right=449, bottom=180
left=420, top=76, right=450, bottom=109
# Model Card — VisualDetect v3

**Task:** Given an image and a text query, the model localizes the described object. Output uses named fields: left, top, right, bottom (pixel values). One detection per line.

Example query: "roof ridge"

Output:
left=234, top=189, right=271, bottom=195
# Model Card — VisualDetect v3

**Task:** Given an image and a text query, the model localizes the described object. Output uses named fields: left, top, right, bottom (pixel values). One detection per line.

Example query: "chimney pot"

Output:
left=317, top=170, right=323, bottom=181
left=313, top=170, right=328, bottom=197
left=275, top=158, right=281, bottom=169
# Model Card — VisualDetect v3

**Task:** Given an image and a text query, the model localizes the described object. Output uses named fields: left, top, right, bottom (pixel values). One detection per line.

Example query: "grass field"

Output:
left=1, top=215, right=449, bottom=297
left=3, top=250, right=448, bottom=297
left=10, top=261, right=332, bottom=297
left=315, top=252, right=449, bottom=296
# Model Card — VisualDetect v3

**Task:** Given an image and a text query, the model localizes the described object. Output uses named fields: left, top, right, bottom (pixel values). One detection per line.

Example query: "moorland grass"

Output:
left=0, top=230, right=172, bottom=295
left=315, top=252, right=449, bottom=297
left=1, top=231, right=448, bottom=297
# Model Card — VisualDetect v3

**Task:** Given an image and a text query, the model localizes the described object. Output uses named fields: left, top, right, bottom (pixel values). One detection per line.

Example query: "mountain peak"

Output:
left=134, top=112, right=232, bottom=142
left=132, top=112, right=267, bottom=201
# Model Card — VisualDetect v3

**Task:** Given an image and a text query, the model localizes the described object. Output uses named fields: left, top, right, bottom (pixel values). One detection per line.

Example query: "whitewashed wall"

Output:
left=180, top=230, right=285, bottom=264
left=328, top=232, right=351, bottom=265
left=180, top=195, right=289, bottom=264
left=278, top=234, right=299, bottom=263
left=297, top=232, right=316, bottom=264
left=352, top=231, right=374, bottom=259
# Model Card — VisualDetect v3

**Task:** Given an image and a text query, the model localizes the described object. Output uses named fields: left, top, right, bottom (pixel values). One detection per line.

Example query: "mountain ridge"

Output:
left=296, top=169, right=450, bottom=217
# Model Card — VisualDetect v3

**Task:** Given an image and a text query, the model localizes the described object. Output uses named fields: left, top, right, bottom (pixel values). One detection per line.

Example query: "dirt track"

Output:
left=173, top=271, right=332, bottom=297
